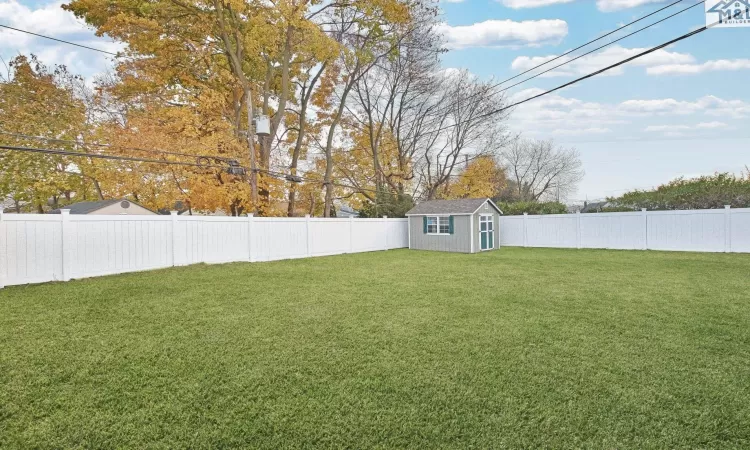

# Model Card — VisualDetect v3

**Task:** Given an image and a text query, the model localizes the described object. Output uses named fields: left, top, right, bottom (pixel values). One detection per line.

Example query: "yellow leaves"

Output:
left=0, top=55, right=91, bottom=210
left=442, top=157, right=507, bottom=200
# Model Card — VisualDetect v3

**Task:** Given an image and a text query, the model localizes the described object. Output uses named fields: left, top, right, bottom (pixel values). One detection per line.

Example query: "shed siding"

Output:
left=409, top=215, right=471, bottom=253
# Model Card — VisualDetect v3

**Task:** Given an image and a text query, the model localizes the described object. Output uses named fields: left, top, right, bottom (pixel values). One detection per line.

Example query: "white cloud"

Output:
left=496, top=0, right=684, bottom=12
left=509, top=90, right=748, bottom=142
left=511, top=45, right=694, bottom=77
left=0, top=0, right=123, bottom=79
left=619, top=98, right=697, bottom=114
left=553, top=127, right=611, bottom=135
left=619, top=96, right=750, bottom=119
left=643, top=121, right=730, bottom=137
left=647, top=59, right=750, bottom=75
left=437, top=19, right=568, bottom=50
left=596, top=0, right=665, bottom=12
left=696, top=121, right=729, bottom=129
left=644, top=125, right=690, bottom=132
left=500, top=0, right=575, bottom=8
left=0, top=0, right=85, bottom=37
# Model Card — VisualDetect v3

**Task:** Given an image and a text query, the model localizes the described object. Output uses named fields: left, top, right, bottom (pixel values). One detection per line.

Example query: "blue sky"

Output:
left=1, top=0, right=748, bottom=200
left=438, top=0, right=750, bottom=200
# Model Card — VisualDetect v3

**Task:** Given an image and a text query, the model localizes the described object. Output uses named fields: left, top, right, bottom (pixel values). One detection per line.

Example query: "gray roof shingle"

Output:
left=406, top=198, right=501, bottom=215
left=50, top=199, right=154, bottom=214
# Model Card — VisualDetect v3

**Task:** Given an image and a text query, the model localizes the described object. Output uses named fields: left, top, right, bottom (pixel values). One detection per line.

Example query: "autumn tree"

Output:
left=314, top=0, right=412, bottom=216
left=0, top=55, right=94, bottom=212
left=441, top=156, right=507, bottom=200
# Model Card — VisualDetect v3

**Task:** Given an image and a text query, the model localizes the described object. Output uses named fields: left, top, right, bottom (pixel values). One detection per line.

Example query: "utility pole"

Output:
left=246, top=88, right=258, bottom=211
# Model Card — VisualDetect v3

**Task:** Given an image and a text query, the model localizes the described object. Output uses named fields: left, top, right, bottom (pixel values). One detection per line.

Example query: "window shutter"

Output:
left=423, top=216, right=427, bottom=234
left=449, top=216, right=454, bottom=234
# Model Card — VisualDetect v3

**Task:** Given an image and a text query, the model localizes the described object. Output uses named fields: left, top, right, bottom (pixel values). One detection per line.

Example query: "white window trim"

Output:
left=426, top=215, right=451, bottom=236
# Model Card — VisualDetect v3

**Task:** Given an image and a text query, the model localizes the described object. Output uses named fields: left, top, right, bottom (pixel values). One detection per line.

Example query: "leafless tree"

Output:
left=412, top=70, right=511, bottom=200
left=349, top=1, right=442, bottom=196
left=500, top=138, right=584, bottom=202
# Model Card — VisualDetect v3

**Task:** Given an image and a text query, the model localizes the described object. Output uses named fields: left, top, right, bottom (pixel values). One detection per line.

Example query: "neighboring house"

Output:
left=337, top=204, right=360, bottom=218
left=1, top=198, right=16, bottom=213
left=50, top=199, right=157, bottom=215
left=580, top=201, right=610, bottom=213
left=405, top=198, right=503, bottom=253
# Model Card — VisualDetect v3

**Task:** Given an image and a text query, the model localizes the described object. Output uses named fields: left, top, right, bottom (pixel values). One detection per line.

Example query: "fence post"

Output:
left=383, top=216, right=388, bottom=249
left=523, top=213, right=528, bottom=247
left=0, top=210, right=4, bottom=289
left=60, top=209, right=72, bottom=282
left=305, top=214, right=312, bottom=257
left=170, top=211, right=178, bottom=267
left=349, top=216, right=354, bottom=253
left=725, top=205, right=732, bottom=253
left=576, top=210, right=582, bottom=249
left=642, top=208, right=648, bottom=250
left=247, top=213, right=254, bottom=262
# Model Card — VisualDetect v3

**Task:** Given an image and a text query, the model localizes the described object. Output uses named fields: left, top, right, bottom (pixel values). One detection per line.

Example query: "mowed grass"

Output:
left=1, top=248, right=750, bottom=448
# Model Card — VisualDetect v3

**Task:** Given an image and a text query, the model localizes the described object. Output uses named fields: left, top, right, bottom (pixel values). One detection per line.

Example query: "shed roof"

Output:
left=406, top=198, right=502, bottom=216
left=50, top=199, right=155, bottom=215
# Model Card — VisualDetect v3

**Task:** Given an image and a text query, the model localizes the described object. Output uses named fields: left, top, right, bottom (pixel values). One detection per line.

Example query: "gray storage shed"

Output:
left=405, top=198, right=503, bottom=253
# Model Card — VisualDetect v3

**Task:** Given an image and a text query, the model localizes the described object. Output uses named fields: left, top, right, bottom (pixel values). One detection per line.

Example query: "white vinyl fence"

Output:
left=0, top=211, right=408, bottom=287
left=499, top=206, right=750, bottom=253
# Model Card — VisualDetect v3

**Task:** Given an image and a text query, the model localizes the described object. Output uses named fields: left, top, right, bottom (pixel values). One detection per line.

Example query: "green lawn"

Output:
left=1, top=248, right=749, bottom=448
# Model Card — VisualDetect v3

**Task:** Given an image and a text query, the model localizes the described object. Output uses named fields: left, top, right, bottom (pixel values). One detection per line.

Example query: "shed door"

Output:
left=480, top=215, right=494, bottom=250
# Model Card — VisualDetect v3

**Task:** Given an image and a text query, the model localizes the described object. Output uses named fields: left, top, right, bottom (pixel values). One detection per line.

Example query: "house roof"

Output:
left=580, top=201, right=609, bottom=213
left=50, top=199, right=155, bottom=215
left=406, top=198, right=502, bottom=216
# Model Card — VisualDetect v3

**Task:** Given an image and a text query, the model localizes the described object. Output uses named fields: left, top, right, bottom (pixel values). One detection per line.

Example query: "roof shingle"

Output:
left=406, top=198, right=501, bottom=215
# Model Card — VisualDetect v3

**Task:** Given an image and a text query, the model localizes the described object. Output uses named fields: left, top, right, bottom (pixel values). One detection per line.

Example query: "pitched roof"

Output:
left=406, top=198, right=502, bottom=215
left=580, top=201, right=609, bottom=213
left=50, top=199, right=155, bottom=215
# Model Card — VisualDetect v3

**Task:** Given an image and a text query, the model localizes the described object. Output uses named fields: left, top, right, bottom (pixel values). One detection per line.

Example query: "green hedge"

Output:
left=496, top=201, right=568, bottom=216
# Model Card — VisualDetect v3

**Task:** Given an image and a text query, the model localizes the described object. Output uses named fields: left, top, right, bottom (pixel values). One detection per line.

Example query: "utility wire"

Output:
left=494, top=0, right=704, bottom=95
left=0, top=145, right=226, bottom=168
left=417, top=24, right=712, bottom=137
left=0, top=131, right=225, bottom=160
left=493, top=0, right=689, bottom=89
left=0, top=24, right=120, bottom=56
left=396, top=0, right=696, bottom=130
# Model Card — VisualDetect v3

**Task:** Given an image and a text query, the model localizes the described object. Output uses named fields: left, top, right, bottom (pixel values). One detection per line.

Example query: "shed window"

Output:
left=426, top=216, right=451, bottom=235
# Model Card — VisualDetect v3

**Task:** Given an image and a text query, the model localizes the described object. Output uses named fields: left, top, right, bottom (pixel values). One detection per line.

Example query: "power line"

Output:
left=396, top=0, right=695, bottom=131
left=0, top=130, right=225, bottom=160
left=0, top=145, right=228, bottom=169
left=492, top=0, right=689, bottom=89
left=420, top=24, right=712, bottom=137
left=493, top=0, right=704, bottom=95
left=0, top=24, right=119, bottom=56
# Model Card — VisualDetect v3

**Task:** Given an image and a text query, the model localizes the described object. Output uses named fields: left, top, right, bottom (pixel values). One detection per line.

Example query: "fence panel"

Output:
left=0, top=213, right=408, bottom=287
left=386, top=219, right=409, bottom=249
left=647, top=210, right=726, bottom=252
left=68, top=215, right=173, bottom=279
left=499, top=207, right=750, bottom=254
left=526, top=214, right=578, bottom=248
left=731, top=209, right=750, bottom=253
left=498, top=216, right=525, bottom=246
left=580, top=212, right=644, bottom=250
left=0, top=214, right=62, bottom=285
left=310, top=218, right=351, bottom=256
